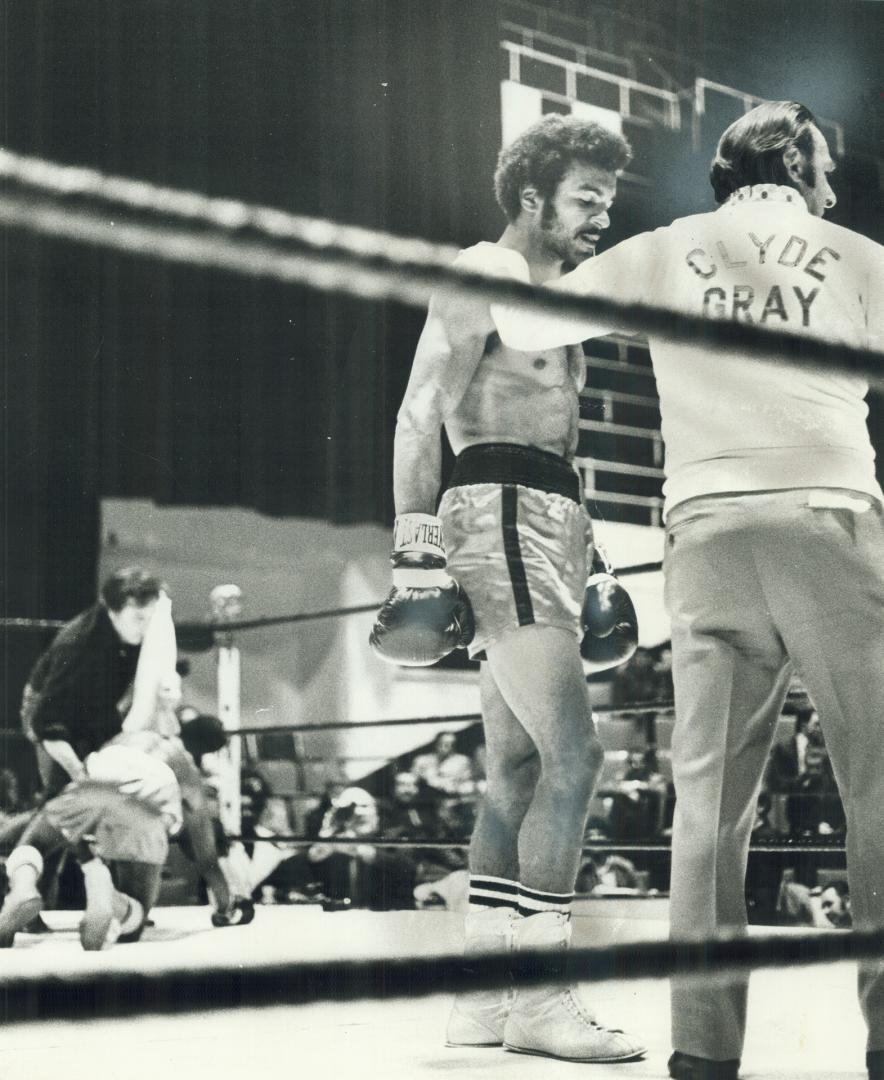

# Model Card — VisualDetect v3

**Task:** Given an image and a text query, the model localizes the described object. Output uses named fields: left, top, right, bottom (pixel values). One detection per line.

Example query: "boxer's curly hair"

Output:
left=494, top=114, right=632, bottom=222
left=710, top=101, right=820, bottom=204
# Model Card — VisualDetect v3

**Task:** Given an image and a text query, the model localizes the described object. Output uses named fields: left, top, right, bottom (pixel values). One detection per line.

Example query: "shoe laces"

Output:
left=562, top=988, right=623, bottom=1035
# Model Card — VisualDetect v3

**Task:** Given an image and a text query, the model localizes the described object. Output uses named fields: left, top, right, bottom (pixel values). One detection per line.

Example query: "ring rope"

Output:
left=230, top=689, right=818, bottom=735
left=0, top=692, right=812, bottom=739
left=615, top=560, right=663, bottom=577
left=0, top=559, right=664, bottom=638
left=0, top=929, right=878, bottom=1023
left=225, top=836, right=846, bottom=855
left=2, top=148, right=883, bottom=387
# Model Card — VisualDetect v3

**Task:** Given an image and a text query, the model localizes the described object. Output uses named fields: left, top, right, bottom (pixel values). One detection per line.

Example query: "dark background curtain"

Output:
left=1, top=0, right=502, bottom=724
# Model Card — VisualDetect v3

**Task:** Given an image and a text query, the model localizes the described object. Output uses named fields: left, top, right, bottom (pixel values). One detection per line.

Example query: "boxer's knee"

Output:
left=539, top=746, right=602, bottom=816
left=484, top=749, right=540, bottom=819
left=542, top=735, right=603, bottom=796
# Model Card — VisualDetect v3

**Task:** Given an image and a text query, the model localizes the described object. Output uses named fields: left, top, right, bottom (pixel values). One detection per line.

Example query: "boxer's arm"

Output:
left=181, top=801, right=231, bottom=911
left=40, top=739, right=86, bottom=782
left=491, top=233, right=654, bottom=352
left=122, top=591, right=178, bottom=733
left=394, top=290, right=489, bottom=514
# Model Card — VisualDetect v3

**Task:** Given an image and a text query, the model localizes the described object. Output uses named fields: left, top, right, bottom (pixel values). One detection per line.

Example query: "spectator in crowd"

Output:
left=20, top=567, right=175, bottom=795
left=776, top=871, right=852, bottom=928
left=820, top=880, right=852, bottom=928
left=411, top=732, right=475, bottom=796
left=380, top=771, right=438, bottom=839
left=750, top=790, right=780, bottom=844
left=239, top=770, right=272, bottom=837
left=308, top=787, right=417, bottom=910
left=786, top=711, right=844, bottom=838
left=407, top=790, right=476, bottom=888
left=304, top=774, right=350, bottom=839
left=230, top=769, right=310, bottom=904
left=0, top=769, right=26, bottom=818
left=652, top=644, right=674, bottom=701
left=766, top=708, right=814, bottom=794
left=0, top=768, right=36, bottom=863
left=776, top=869, right=816, bottom=926
left=611, top=647, right=659, bottom=709
left=576, top=854, right=640, bottom=894
left=604, top=749, right=668, bottom=842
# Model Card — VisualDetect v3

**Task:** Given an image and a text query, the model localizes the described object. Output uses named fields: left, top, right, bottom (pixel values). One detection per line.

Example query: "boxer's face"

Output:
left=539, top=160, right=618, bottom=265
left=109, top=598, right=157, bottom=644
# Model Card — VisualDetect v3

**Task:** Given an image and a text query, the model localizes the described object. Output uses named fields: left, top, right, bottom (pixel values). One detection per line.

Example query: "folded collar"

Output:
left=723, top=184, right=806, bottom=211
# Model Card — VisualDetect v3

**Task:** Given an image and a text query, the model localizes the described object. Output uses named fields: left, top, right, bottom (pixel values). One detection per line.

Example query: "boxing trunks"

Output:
left=44, top=746, right=183, bottom=865
left=438, top=443, right=591, bottom=659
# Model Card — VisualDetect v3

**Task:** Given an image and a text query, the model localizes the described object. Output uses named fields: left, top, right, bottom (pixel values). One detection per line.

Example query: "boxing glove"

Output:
left=370, top=513, right=474, bottom=666
left=581, top=545, right=638, bottom=673
left=211, top=897, right=256, bottom=928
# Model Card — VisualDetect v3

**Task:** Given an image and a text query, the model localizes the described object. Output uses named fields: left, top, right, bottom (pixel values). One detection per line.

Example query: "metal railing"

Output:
left=579, top=339, right=664, bottom=526
left=500, top=0, right=679, bottom=66
left=502, top=39, right=682, bottom=131
left=500, top=20, right=636, bottom=80
left=694, top=78, right=845, bottom=158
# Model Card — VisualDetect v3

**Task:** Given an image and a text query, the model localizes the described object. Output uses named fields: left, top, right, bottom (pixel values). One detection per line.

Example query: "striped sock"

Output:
left=518, top=884, right=574, bottom=918
left=468, top=874, right=519, bottom=912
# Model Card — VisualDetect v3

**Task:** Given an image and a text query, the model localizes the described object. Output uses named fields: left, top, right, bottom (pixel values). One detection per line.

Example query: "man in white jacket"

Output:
left=492, top=101, right=884, bottom=1080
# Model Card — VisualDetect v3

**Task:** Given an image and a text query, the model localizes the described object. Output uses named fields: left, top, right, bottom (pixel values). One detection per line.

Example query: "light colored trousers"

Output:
left=664, top=488, right=884, bottom=1061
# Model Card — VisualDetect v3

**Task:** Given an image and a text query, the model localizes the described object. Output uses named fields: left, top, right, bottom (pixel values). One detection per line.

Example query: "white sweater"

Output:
left=492, top=185, right=884, bottom=516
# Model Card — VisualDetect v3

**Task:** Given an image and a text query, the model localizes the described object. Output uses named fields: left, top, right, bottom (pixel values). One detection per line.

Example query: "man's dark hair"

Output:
left=100, top=566, right=164, bottom=612
left=822, top=879, right=850, bottom=899
left=710, top=101, right=820, bottom=204
left=494, top=114, right=632, bottom=223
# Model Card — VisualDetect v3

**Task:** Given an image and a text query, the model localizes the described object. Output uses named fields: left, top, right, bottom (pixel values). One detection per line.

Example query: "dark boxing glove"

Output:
left=581, top=544, right=638, bottom=673
left=211, top=897, right=256, bottom=928
left=369, top=513, right=474, bottom=667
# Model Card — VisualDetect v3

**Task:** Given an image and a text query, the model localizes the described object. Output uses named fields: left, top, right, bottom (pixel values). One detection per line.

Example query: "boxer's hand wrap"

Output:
left=581, top=544, right=638, bottom=673
left=369, top=513, right=474, bottom=667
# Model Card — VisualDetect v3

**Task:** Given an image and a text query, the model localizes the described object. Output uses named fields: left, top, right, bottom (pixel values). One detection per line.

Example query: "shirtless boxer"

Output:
left=492, top=102, right=884, bottom=1080
left=371, top=115, right=643, bottom=1062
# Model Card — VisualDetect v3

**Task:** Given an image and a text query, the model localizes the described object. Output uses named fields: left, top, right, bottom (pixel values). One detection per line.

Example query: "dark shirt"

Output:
left=318, top=851, right=417, bottom=911
left=379, top=798, right=439, bottom=840
left=21, top=605, right=140, bottom=763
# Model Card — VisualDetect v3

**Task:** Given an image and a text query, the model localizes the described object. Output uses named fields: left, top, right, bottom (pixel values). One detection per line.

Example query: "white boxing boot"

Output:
left=446, top=907, right=517, bottom=1047
left=0, top=846, right=44, bottom=947
left=503, top=911, right=646, bottom=1062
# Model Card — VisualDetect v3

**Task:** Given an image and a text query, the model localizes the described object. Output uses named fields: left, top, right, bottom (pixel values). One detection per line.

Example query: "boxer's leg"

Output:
left=0, top=808, right=71, bottom=946
left=112, top=860, right=161, bottom=941
left=468, top=663, right=540, bottom=884
left=484, top=625, right=643, bottom=1062
left=485, top=624, right=600, bottom=896
left=447, top=665, right=538, bottom=1047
